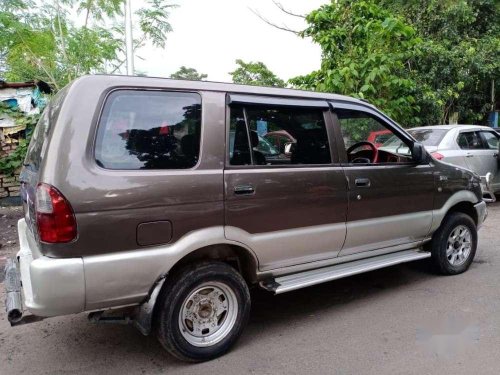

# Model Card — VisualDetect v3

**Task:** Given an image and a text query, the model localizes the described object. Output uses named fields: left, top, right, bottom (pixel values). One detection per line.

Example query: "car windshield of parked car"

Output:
left=229, top=131, right=279, bottom=157
left=378, top=137, right=411, bottom=155
left=256, top=134, right=280, bottom=156
left=407, top=129, right=447, bottom=146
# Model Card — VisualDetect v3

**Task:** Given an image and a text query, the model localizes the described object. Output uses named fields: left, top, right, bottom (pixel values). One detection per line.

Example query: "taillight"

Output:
left=35, top=183, right=77, bottom=243
left=431, top=152, right=444, bottom=160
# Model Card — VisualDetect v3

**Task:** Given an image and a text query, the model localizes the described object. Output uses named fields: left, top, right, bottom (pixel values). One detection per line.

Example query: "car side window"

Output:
left=335, top=109, right=413, bottom=164
left=229, top=104, right=331, bottom=166
left=479, top=131, right=499, bottom=150
left=95, top=90, right=201, bottom=170
left=457, top=131, right=483, bottom=150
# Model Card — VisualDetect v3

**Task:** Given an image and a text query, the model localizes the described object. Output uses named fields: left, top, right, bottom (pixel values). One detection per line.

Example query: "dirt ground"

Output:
left=0, top=206, right=22, bottom=283
left=1, top=204, right=500, bottom=375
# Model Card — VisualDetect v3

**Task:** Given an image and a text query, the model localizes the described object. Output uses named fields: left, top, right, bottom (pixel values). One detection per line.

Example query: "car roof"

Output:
left=76, top=74, right=370, bottom=106
left=409, top=124, right=494, bottom=131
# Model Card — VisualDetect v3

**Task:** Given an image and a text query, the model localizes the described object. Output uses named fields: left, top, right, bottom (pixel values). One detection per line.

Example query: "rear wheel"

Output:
left=430, top=212, right=477, bottom=275
left=156, top=262, right=251, bottom=362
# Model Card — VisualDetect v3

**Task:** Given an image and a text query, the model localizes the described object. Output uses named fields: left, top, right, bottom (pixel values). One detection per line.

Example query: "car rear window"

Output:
left=95, top=90, right=201, bottom=170
left=24, top=85, right=69, bottom=171
left=407, top=129, right=447, bottom=146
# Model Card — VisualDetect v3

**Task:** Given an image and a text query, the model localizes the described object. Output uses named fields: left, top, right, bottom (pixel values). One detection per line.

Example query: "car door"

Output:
left=457, top=130, right=493, bottom=177
left=330, top=102, right=435, bottom=256
left=224, top=95, right=348, bottom=271
left=478, top=130, right=500, bottom=190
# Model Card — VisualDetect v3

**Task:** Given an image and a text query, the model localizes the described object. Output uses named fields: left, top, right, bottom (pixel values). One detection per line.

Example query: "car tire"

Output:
left=155, top=261, right=251, bottom=362
left=430, top=212, right=477, bottom=275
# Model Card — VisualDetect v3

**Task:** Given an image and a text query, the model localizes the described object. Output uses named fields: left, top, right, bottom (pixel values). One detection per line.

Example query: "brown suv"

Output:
left=4, top=75, right=487, bottom=362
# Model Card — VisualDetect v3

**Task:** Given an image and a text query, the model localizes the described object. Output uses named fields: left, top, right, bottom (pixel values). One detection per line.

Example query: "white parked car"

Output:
left=381, top=125, right=499, bottom=200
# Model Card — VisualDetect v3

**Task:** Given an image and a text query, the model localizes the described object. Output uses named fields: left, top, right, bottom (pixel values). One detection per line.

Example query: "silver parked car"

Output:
left=382, top=125, right=499, bottom=200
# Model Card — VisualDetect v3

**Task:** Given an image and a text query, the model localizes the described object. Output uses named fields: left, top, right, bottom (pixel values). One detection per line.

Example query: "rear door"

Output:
left=478, top=130, right=500, bottom=189
left=330, top=102, right=435, bottom=256
left=224, top=95, right=348, bottom=271
left=457, top=130, right=494, bottom=177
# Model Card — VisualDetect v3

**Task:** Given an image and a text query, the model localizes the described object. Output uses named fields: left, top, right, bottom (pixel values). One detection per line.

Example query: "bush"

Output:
left=0, top=103, right=40, bottom=176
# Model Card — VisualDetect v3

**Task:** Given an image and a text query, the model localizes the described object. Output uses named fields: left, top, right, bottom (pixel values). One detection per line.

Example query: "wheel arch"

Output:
left=430, top=190, right=480, bottom=233
left=166, top=243, right=259, bottom=285
left=135, top=241, right=258, bottom=336
left=446, top=201, right=478, bottom=225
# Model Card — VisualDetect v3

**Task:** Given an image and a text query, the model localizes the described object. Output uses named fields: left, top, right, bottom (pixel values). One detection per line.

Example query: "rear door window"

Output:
left=24, top=107, right=50, bottom=170
left=95, top=90, right=201, bottom=170
left=228, top=104, right=331, bottom=166
left=457, top=131, right=483, bottom=150
left=24, top=86, right=69, bottom=171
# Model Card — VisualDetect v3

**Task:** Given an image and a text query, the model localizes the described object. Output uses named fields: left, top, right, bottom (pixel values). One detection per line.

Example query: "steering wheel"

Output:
left=346, top=141, right=378, bottom=163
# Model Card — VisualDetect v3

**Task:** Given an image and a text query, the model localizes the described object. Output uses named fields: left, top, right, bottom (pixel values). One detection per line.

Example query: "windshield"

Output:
left=256, top=134, right=279, bottom=156
left=407, top=129, right=447, bottom=146
left=229, top=131, right=280, bottom=157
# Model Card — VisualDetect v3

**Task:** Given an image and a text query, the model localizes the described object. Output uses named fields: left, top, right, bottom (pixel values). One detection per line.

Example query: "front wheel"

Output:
left=155, top=262, right=251, bottom=362
left=430, top=212, right=478, bottom=275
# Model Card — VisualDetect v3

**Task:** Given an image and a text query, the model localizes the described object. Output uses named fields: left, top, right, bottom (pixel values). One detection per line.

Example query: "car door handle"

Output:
left=355, top=178, right=371, bottom=188
left=466, top=153, right=474, bottom=158
left=234, top=185, right=255, bottom=195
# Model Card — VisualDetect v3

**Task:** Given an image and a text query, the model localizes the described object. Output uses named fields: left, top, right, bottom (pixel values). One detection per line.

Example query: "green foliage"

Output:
left=0, top=103, right=40, bottom=176
left=230, top=59, right=286, bottom=88
left=0, top=0, right=176, bottom=90
left=170, top=66, right=207, bottom=81
left=292, top=0, right=499, bottom=126
left=290, top=1, right=423, bottom=126
left=78, top=0, right=123, bottom=25
left=379, top=0, right=499, bottom=125
left=136, top=0, right=177, bottom=49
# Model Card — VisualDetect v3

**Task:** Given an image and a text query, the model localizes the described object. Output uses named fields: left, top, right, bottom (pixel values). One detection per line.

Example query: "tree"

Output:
left=290, top=0, right=499, bottom=126
left=290, top=1, right=422, bottom=126
left=170, top=66, right=207, bottom=81
left=0, top=0, right=176, bottom=91
left=379, top=0, right=499, bottom=125
left=230, top=59, right=286, bottom=88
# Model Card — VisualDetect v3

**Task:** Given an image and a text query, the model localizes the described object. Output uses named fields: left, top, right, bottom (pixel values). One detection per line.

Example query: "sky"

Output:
left=131, top=0, right=328, bottom=82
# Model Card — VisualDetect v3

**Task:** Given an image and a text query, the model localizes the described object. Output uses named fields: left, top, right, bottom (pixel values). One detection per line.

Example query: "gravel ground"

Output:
left=1, top=204, right=500, bottom=375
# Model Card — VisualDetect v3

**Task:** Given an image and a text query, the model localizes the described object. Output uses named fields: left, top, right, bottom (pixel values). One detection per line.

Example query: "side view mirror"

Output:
left=411, top=142, right=427, bottom=164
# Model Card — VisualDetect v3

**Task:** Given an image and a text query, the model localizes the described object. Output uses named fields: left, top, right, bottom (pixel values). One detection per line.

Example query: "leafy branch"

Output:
left=0, top=103, right=40, bottom=176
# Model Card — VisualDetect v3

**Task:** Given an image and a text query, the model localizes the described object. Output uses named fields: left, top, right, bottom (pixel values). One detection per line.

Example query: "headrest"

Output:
left=181, top=134, right=197, bottom=156
left=250, top=130, right=259, bottom=148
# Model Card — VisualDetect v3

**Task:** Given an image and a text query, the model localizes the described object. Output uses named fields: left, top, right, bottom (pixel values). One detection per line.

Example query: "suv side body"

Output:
left=9, top=75, right=487, bottom=361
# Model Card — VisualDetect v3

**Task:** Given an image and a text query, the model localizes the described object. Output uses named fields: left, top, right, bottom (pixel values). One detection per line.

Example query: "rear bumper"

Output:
left=14, top=219, right=85, bottom=317
left=474, top=200, right=487, bottom=229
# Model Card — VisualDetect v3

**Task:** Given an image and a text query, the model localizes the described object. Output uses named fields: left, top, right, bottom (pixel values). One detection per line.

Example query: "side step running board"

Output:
left=261, top=250, right=431, bottom=294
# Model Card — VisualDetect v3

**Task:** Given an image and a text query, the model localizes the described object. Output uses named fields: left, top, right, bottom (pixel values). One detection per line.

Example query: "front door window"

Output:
left=336, top=109, right=414, bottom=164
